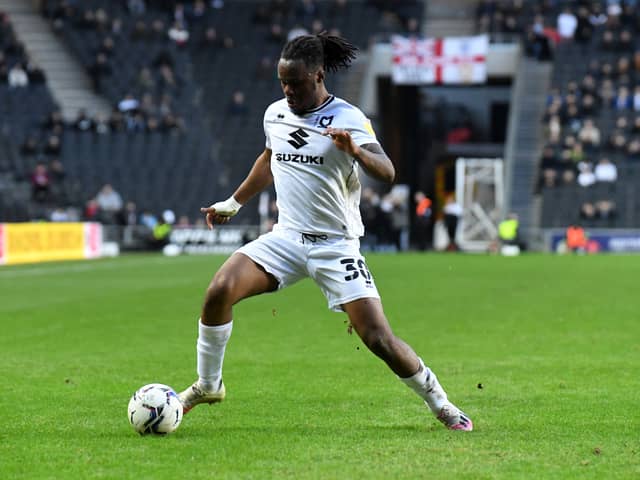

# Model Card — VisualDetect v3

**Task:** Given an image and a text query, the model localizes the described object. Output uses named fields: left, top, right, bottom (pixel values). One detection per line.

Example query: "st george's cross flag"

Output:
left=391, top=34, right=489, bottom=85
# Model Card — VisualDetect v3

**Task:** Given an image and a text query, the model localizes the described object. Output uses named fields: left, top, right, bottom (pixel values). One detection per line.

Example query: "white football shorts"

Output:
left=236, top=225, right=380, bottom=312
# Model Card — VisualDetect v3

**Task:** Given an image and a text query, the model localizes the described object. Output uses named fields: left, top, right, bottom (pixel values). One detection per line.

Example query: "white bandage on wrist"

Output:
left=211, top=196, right=243, bottom=216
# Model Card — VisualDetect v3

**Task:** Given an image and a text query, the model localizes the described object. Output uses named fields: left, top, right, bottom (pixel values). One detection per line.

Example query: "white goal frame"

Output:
left=455, top=158, right=504, bottom=252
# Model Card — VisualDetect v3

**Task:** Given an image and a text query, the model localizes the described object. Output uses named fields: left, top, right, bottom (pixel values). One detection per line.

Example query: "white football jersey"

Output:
left=263, top=95, right=379, bottom=238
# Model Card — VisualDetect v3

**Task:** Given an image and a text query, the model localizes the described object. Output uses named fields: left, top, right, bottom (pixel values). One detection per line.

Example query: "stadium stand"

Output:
left=475, top=0, right=640, bottom=229
left=19, top=0, right=628, bottom=245
left=535, top=1, right=640, bottom=229
left=0, top=9, right=60, bottom=221
left=0, top=0, right=422, bottom=229
left=40, top=0, right=218, bottom=223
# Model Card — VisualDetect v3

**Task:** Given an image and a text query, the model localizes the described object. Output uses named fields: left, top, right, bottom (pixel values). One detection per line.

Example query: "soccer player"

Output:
left=179, top=33, right=473, bottom=431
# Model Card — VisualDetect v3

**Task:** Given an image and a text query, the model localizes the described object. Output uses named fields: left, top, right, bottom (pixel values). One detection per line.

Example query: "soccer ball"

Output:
left=127, top=383, right=183, bottom=435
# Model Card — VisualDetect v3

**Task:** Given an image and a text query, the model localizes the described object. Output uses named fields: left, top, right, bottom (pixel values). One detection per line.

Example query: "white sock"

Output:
left=400, top=358, right=449, bottom=413
left=196, top=319, right=232, bottom=391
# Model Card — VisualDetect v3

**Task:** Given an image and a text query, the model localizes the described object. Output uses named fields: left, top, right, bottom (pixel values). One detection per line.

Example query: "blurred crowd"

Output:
left=0, top=11, right=46, bottom=88
left=3, top=0, right=426, bottom=248
left=531, top=1, right=640, bottom=227
left=473, top=2, right=640, bottom=227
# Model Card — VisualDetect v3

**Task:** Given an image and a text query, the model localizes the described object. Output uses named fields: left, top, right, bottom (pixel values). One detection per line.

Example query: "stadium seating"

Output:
left=35, top=0, right=421, bottom=224
left=0, top=11, right=60, bottom=221
left=1, top=1, right=421, bottom=225
left=476, top=0, right=640, bottom=229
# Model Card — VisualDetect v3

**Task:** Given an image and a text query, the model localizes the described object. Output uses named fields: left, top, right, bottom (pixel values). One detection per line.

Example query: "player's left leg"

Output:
left=342, top=298, right=473, bottom=431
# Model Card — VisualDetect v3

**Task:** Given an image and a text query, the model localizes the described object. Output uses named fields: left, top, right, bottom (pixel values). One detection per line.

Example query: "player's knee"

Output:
left=204, top=274, right=236, bottom=307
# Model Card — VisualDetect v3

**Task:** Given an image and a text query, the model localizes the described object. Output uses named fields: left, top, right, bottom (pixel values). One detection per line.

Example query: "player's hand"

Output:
left=199, top=206, right=231, bottom=229
left=323, top=127, right=358, bottom=157
left=200, top=196, right=242, bottom=229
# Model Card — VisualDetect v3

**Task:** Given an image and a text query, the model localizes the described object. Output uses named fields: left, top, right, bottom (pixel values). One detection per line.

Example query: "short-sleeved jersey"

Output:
left=263, top=95, right=379, bottom=238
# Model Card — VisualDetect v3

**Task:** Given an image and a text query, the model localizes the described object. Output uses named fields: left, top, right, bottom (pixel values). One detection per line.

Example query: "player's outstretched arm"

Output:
left=323, top=128, right=395, bottom=184
left=200, top=148, right=273, bottom=229
left=232, top=148, right=274, bottom=204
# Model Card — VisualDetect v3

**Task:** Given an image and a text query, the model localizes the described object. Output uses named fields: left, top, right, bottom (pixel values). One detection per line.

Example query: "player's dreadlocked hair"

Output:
left=281, top=33, right=358, bottom=73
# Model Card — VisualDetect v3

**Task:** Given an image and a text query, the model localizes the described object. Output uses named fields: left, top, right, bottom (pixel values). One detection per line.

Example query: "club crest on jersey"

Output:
left=287, top=128, right=309, bottom=149
left=315, top=115, right=334, bottom=128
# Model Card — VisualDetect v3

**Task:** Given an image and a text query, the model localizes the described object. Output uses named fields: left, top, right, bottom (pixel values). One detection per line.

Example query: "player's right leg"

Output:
left=179, top=252, right=279, bottom=413
left=201, top=252, right=279, bottom=326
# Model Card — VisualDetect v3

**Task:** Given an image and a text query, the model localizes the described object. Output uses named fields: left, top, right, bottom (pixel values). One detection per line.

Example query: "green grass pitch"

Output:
left=1, top=252, right=638, bottom=479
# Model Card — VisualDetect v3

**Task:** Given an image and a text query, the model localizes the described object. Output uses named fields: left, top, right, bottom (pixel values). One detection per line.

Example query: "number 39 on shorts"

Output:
left=340, top=258, right=372, bottom=286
